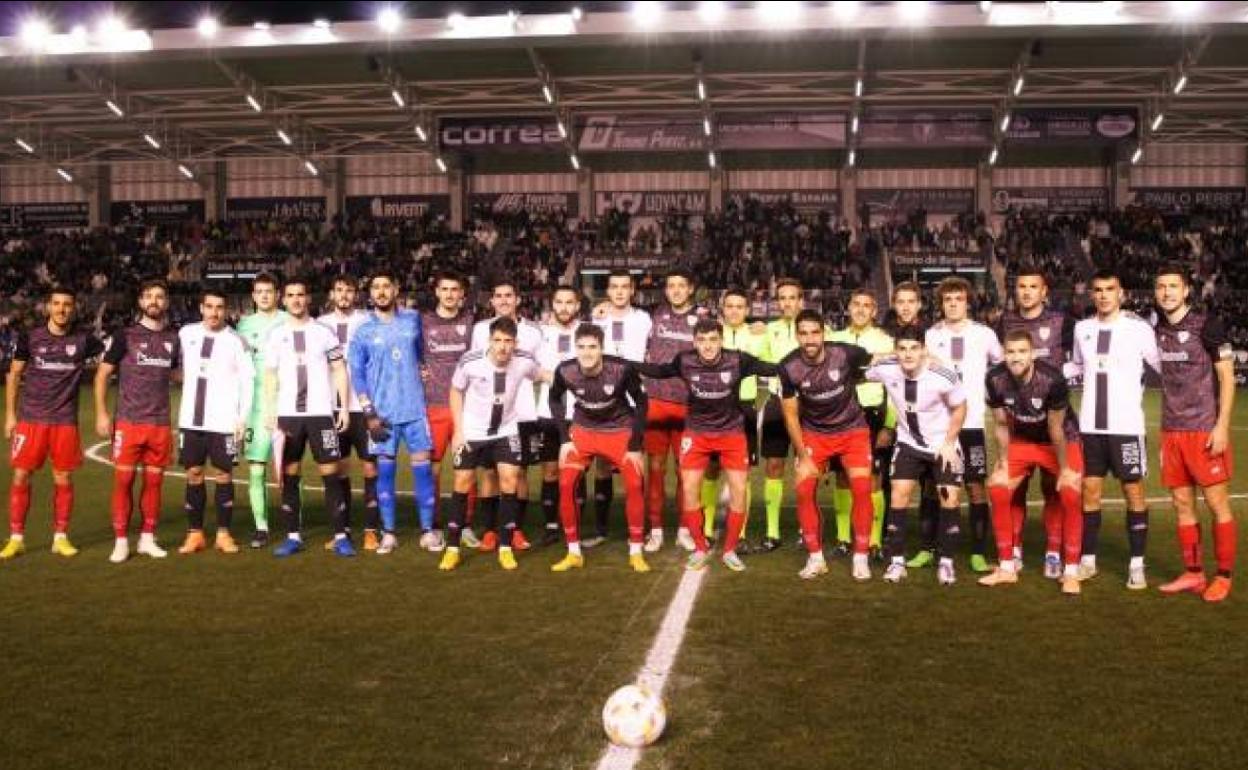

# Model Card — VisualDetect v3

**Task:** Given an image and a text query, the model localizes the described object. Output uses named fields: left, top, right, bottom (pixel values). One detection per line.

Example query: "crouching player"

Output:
left=980, top=330, right=1084, bottom=595
left=547, top=324, right=650, bottom=573
left=778, top=310, right=882, bottom=581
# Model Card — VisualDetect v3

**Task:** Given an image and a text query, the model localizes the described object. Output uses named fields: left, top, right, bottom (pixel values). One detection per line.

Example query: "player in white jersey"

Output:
left=262, top=279, right=351, bottom=559
left=316, top=276, right=380, bottom=551
left=866, top=327, right=968, bottom=586
left=588, top=269, right=652, bottom=545
left=533, top=286, right=584, bottom=546
left=175, top=289, right=255, bottom=556
left=469, top=277, right=543, bottom=552
left=916, top=276, right=1004, bottom=573
left=1067, top=269, right=1161, bottom=589
left=440, top=317, right=546, bottom=571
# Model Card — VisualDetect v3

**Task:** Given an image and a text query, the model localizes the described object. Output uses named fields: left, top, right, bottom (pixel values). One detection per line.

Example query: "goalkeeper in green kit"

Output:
left=235, top=273, right=288, bottom=548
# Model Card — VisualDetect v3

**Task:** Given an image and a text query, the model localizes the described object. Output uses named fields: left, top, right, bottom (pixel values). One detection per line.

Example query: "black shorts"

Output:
left=339, top=412, right=374, bottom=461
left=277, top=416, right=342, bottom=465
left=453, top=434, right=526, bottom=471
left=959, top=428, right=988, bottom=483
left=758, top=397, right=791, bottom=460
left=741, top=402, right=760, bottom=467
left=863, top=405, right=889, bottom=475
left=524, top=418, right=563, bottom=465
left=890, top=442, right=963, bottom=487
left=517, top=421, right=542, bottom=466
left=179, top=430, right=238, bottom=471
left=1082, top=434, right=1146, bottom=482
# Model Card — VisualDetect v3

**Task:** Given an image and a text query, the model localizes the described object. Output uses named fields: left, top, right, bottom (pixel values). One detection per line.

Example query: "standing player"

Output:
left=547, top=324, right=650, bottom=572
left=866, top=328, right=968, bottom=585
left=351, top=271, right=440, bottom=555
left=176, top=290, right=254, bottom=555
left=587, top=269, right=651, bottom=546
left=642, top=269, right=704, bottom=553
left=236, top=274, right=287, bottom=548
left=440, top=318, right=544, bottom=571
left=1153, top=266, right=1237, bottom=602
left=317, top=276, right=379, bottom=551
left=94, top=280, right=180, bottom=563
left=262, top=280, right=351, bottom=558
left=918, top=277, right=1003, bottom=572
left=640, top=318, right=778, bottom=572
left=1068, top=269, right=1161, bottom=589
left=2, top=288, right=104, bottom=560
left=980, top=330, right=1084, bottom=595
left=778, top=310, right=881, bottom=581
left=828, top=289, right=894, bottom=558
left=996, top=266, right=1075, bottom=576
left=470, top=277, right=542, bottom=552
left=534, top=286, right=584, bottom=546
left=420, top=271, right=478, bottom=547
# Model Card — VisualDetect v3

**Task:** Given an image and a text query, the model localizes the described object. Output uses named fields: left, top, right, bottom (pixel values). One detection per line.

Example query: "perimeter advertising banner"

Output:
left=581, top=254, right=671, bottom=271
left=225, top=197, right=326, bottom=222
left=110, top=199, right=206, bottom=225
left=859, top=188, right=976, bottom=216
left=991, top=187, right=1109, bottom=213
left=726, top=189, right=841, bottom=214
left=891, top=251, right=986, bottom=272
left=344, top=195, right=451, bottom=220
left=594, top=190, right=709, bottom=216
left=0, top=202, right=89, bottom=229
left=859, top=108, right=993, bottom=148
left=468, top=192, right=579, bottom=216
left=1005, top=107, right=1138, bottom=144
left=1127, top=187, right=1247, bottom=210
left=439, top=116, right=563, bottom=153
left=577, top=113, right=847, bottom=153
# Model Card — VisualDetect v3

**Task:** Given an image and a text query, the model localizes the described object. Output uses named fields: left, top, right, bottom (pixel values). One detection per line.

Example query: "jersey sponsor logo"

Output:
left=1177, top=331, right=1190, bottom=344
left=135, top=351, right=174, bottom=368
left=33, top=357, right=78, bottom=372
left=455, top=325, right=467, bottom=335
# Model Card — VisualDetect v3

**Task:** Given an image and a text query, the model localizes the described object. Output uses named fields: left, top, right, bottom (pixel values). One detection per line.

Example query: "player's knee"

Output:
left=52, top=471, right=72, bottom=485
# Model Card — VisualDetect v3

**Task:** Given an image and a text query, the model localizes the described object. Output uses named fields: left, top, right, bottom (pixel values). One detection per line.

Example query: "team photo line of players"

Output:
left=2, top=262, right=1237, bottom=600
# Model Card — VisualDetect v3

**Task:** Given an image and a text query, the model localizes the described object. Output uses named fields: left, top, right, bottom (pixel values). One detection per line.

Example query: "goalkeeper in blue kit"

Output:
left=349, top=271, right=440, bottom=555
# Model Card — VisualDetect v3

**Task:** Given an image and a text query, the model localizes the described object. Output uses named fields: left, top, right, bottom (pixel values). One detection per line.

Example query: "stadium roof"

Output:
left=1, top=1, right=1247, bottom=168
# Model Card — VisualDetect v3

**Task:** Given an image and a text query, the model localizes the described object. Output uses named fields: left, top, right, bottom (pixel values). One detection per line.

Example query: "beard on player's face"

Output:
left=141, top=302, right=165, bottom=321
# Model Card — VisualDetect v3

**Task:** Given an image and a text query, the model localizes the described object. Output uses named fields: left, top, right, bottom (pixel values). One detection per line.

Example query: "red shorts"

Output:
left=427, top=405, right=454, bottom=462
left=678, top=431, right=749, bottom=472
left=644, top=399, right=687, bottom=456
left=803, top=428, right=873, bottom=473
left=112, top=422, right=173, bottom=467
left=564, top=426, right=633, bottom=470
left=1007, top=440, right=1084, bottom=479
left=10, top=421, right=82, bottom=472
left=1161, top=430, right=1233, bottom=489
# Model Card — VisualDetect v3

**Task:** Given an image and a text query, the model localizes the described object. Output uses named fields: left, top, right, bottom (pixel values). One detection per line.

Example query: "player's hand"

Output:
left=623, top=450, right=645, bottom=476
left=335, top=408, right=350, bottom=433
left=988, top=463, right=1009, bottom=489
left=4, top=414, right=15, bottom=440
left=559, top=441, right=577, bottom=467
left=1207, top=423, right=1230, bottom=456
left=938, top=440, right=963, bottom=474
left=875, top=427, right=894, bottom=451
left=450, top=432, right=465, bottom=458
left=1058, top=466, right=1082, bottom=492
left=795, top=453, right=819, bottom=481
left=536, top=369, right=554, bottom=384
left=95, top=412, right=113, bottom=439
left=366, top=415, right=391, bottom=443
left=420, top=365, right=431, bottom=383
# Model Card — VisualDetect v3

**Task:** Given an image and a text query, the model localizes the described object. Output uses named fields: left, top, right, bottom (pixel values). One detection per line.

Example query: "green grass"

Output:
left=3, top=390, right=1247, bottom=769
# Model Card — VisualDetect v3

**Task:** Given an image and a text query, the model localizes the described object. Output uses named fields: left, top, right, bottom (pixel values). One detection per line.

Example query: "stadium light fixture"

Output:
left=988, top=146, right=999, bottom=165
left=253, top=21, right=271, bottom=31
left=854, top=77, right=864, bottom=98
left=435, top=156, right=448, bottom=173
left=707, top=151, right=717, bottom=169
left=1131, top=146, right=1143, bottom=164
left=20, top=16, right=52, bottom=51
left=106, top=99, right=125, bottom=118
left=978, top=1, right=993, bottom=13
left=377, top=7, right=403, bottom=34
left=447, top=12, right=467, bottom=30
left=415, top=124, right=427, bottom=142
left=898, top=1, right=929, bottom=24
left=570, top=7, right=584, bottom=23
left=847, top=149, right=856, bottom=167
left=851, top=114, right=859, bottom=134
left=834, top=2, right=861, bottom=20
left=557, top=119, right=568, bottom=139
left=542, top=84, right=554, bottom=103
left=98, top=14, right=128, bottom=40
left=697, top=79, right=707, bottom=101
left=1013, top=75, right=1025, bottom=96
left=1000, top=112, right=1011, bottom=131
left=570, top=154, right=581, bottom=170
left=70, top=24, right=87, bottom=42
left=633, top=1, right=662, bottom=29
left=197, top=16, right=219, bottom=39
left=304, top=160, right=319, bottom=177
left=313, top=18, right=332, bottom=29
left=276, top=128, right=292, bottom=145
left=56, top=167, right=73, bottom=183
left=703, top=117, right=712, bottom=136
left=699, top=1, right=726, bottom=23
left=246, top=93, right=263, bottom=112
left=1171, top=1, right=1201, bottom=18
left=178, top=164, right=194, bottom=180
left=15, top=138, right=35, bottom=154
left=1173, top=73, right=1187, bottom=94
left=767, top=1, right=803, bottom=26
left=1151, top=113, right=1164, bottom=131
left=391, top=88, right=406, bottom=108
left=143, top=133, right=161, bottom=149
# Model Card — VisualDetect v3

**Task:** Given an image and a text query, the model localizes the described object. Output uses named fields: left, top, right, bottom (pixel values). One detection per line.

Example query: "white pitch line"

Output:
left=594, top=567, right=707, bottom=770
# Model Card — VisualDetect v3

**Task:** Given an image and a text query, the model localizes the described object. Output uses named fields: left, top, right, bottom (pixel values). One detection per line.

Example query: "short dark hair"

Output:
left=1156, top=263, right=1190, bottom=285
left=894, top=325, right=925, bottom=346
left=46, top=286, right=75, bottom=302
left=283, top=278, right=309, bottom=293
left=795, top=309, right=825, bottom=331
left=252, top=273, right=279, bottom=290
left=665, top=269, right=695, bottom=287
left=1004, top=329, right=1033, bottom=347
left=575, top=323, right=604, bottom=345
left=936, top=276, right=973, bottom=304
left=776, top=278, right=803, bottom=294
left=489, top=316, right=518, bottom=339
left=434, top=270, right=466, bottom=290
left=138, top=279, right=168, bottom=296
left=849, top=288, right=877, bottom=303
left=201, top=288, right=226, bottom=303
left=693, top=317, right=722, bottom=337
left=370, top=269, right=399, bottom=289
left=607, top=269, right=634, bottom=284
left=331, top=275, right=356, bottom=290
left=1014, top=264, right=1049, bottom=285
left=1090, top=268, right=1120, bottom=285
left=551, top=284, right=581, bottom=303
left=721, top=286, right=749, bottom=303
left=491, top=276, right=517, bottom=294
left=892, top=281, right=922, bottom=302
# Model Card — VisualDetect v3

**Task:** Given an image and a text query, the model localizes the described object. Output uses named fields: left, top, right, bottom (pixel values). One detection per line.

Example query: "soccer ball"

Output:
left=602, top=684, right=666, bottom=748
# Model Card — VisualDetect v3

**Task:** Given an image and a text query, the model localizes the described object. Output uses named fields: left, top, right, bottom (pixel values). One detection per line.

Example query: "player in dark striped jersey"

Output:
left=547, top=324, right=650, bottom=573
left=1153, top=265, right=1237, bottom=602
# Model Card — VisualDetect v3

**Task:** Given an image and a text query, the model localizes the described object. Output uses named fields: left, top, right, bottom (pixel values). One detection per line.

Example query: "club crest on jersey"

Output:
left=65, top=344, right=77, bottom=356
left=720, top=372, right=732, bottom=384
left=686, top=316, right=697, bottom=327
left=1038, top=327, right=1051, bottom=340
left=604, top=384, right=615, bottom=395
left=1030, top=397, right=1044, bottom=409
left=164, top=342, right=173, bottom=353
left=830, top=370, right=840, bottom=382
left=455, top=325, right=466, bottom=335
left=1178, top=331, right=1190, bottom=344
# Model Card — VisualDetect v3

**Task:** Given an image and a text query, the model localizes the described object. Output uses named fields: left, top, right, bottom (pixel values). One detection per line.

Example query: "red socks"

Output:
left=1043, top=495, right=1064, bottom=554
left=140, top=468, right=164, bottom=534
left=989, top=484, right=1016, bottom=563
left=849, top=476, right=873, bottom=555
left=620, top=462, right=646, bottom=544
left=721, top=510, right=746, bottom=554
left=647, top=461, right=667, bottom=530
left=558, top=467, right=583, bottom=543
left=1214, top=520, right=1236, bottom=576
left=795, top=477, right=821, bottom=554
left=682, top=508, right=709, bottom=552
left=1178, top=522, right=1202, bottom=571
left=111, top=468, right=137, bottom=538
left=52, top=482, right=73, bottom=533
left=9, top=480, right=31, bottom=535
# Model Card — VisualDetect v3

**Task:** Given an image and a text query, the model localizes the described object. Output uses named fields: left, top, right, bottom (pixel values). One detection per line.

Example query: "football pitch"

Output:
left=3, top=390, right=1248, bottom=770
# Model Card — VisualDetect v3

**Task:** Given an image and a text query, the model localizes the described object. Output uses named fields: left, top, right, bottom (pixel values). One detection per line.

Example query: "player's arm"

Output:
left=739, top=351, right=779, bottom=378
left=261, top=340, right=280, bottom=431
left=1206, top=318, right=1236, bottom=456
left=548, top=368, right=572, bottom=446
left=623, top=365, right=649, bottom=457
left=94, top=333, right=125, bottom=438
left=985, top=327, right=1005, bottom=365
left=636, top=358, right=680, bottom=379
left=449, top=363, right=469, bottom=452
left=1045, top=407, right=1080, bottom=491
left=1064, top=328, right=1085, bottom=379
left=1140, top=321, right=1162, bottom=374
left=234, top=337, right=255, bottom=442
left=939, top=385, right=968, bottom=472
left=990, top=406, right=1013, bottom=486
left=4, top=332, right=28, bottom=439
left=329, top=355, right=350, bottom=432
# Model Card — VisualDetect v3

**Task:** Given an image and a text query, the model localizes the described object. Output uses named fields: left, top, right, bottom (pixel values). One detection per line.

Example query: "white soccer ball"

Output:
left=602, top=684, right=666, bottom=748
